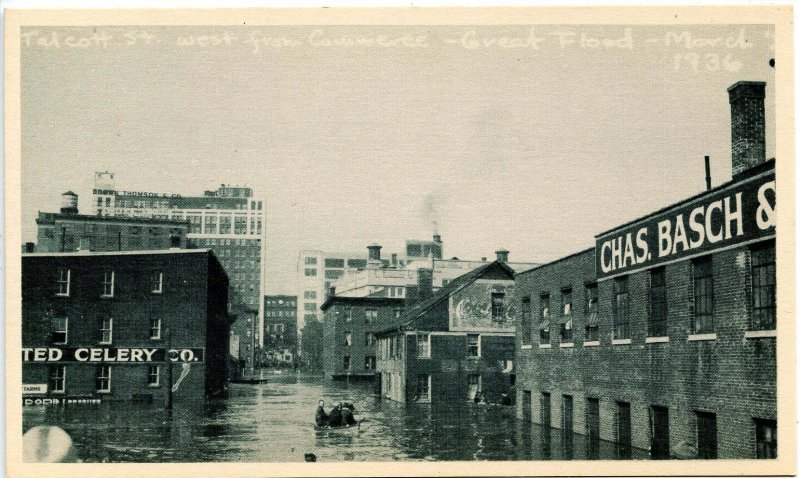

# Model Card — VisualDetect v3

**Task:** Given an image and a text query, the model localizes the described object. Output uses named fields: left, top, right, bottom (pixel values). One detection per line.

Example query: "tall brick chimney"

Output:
left=728, top=81, right=766, bottom=176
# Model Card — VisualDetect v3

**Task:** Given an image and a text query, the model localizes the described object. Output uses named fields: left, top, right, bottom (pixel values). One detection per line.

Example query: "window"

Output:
left=325, top=258, right=345, bottom=268
left=364, top=356, right=376, bottom=371
left=616, top=401, right=632, bottom=459
left=613, top=276, right=630, bottom=339
left=304, top=268, right=317, bottom=277
left=521, top=297, right=532, bottom=345
left=539, top=294, right=551, bottom=343
left=467, top=374, right=481, bottom=400
left=347, top=259, right=367, bottom=269
left=649, top=268, right=668, bottom=337
left=696, top=411, right=718, bottom=459
left=151, top=271, right=163, bottom=294
left=324, top=270, right=344, bottom=280
left=491, top=292, right=505, bottom=318
left=755, top=419, right=777, bottom=459
left=304, top=302, right=317, bottom=312
left=204, top=215, right=217, bottom=234
left=364, top=332, right=375, bottom=346
left=56, top=269, right=70, bottom=296
left=304, top=290, right=316, bottom=299
left=467, top=334, right=480, bottom=358
left=651, top=406, right=670, bottom=459
left=234, top=216, right=247, bottom=235
left=343, top=356, right=351, bottom=371
left=187, top=215, right=201, bottom=233
left=101, top=271, right=115, bottom=298
left=343, top=332, right=352, bottom=346
left=96, top=365, right=111, bottom=392
left=49, top=365, right=66, bottom=393
left=345, top=308, right=353, bottom=322
left=365, top=309, right=377, bottom=324
left=417, top=333, right=431, bottom=358
left=560, top=288, right=573, bottom=343
left=219, top=215, right=232, bottom=234
left=149, top=318, right=162, bottom=340
left=692, top=256, right=714, bottom=334
left=51, top=317, right=68, bottom=344
left=305, top=256, right=317, bottom=265
left=99, top=318, right=113, bottom=344
left=417, top=374, right=431, bottom=402
left=148, top=365, right=160, bottom=386
left=540, top=392, right=551, bottom=428
left=584, top=283, right=599, bottom=341
left=751, top=243, right=776, bottom=330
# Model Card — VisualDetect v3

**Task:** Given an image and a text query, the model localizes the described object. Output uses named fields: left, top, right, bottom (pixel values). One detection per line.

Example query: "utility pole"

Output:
left=166, top=327, right=173, bottom=411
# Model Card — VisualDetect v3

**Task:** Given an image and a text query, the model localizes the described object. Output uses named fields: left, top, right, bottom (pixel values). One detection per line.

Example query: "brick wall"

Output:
left=513, top=243, right=776, bottom=459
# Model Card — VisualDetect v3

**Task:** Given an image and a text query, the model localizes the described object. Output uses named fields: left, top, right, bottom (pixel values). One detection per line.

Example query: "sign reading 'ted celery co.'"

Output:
left=22, top=347, right=205, bottom=363
left=595, top=169, right=775, bottom=280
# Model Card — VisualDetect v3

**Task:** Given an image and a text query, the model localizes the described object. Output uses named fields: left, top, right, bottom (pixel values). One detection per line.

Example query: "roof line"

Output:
left=23, top=248, right=212, bottom=257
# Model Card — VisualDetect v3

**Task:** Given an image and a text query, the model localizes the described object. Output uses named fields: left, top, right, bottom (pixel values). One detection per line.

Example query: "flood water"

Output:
left=23, top=374, right=649, bottom=462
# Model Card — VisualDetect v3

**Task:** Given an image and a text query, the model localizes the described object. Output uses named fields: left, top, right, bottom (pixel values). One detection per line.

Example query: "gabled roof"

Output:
left=373, top=260, right=516, bottom=335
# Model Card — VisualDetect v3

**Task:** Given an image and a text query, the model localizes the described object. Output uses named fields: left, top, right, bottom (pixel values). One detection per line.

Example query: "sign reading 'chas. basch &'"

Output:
left=22, top=347, right=205, bottom=363
left=595, top=169, right=775, bottom=280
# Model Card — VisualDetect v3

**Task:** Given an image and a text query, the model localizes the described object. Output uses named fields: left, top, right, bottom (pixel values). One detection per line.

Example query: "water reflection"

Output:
left=23, top=376, right=650, bottom=462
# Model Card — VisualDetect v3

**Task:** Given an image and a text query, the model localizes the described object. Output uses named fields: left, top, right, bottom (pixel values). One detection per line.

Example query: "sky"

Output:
left=20, top=24, right=775, bottom=295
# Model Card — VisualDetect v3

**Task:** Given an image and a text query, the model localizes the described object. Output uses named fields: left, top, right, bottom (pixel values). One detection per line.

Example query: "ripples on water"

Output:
left=22, top=375, right=649, bottom=462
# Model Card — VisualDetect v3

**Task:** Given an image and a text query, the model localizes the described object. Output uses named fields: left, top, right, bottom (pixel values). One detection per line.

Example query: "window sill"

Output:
left=96, top=390, right=112, bottom=394
left=688, top=333, right=717, bottom=341
left=55, top=294, right=70, bottom=298
left=612, top=338, right=631, bottom=345
left=520, top=345, right=533, bottom=350
left=538, top=344, right=552, bottom=349
left=745, top=330, right=776, bottom=339
left=583, top=341, right=600, bottom=347
left=148, top=384, right=161, bottom=388
left=645, top=336, right=669, bottom=344
left=559, top=342, right=574, bottom=348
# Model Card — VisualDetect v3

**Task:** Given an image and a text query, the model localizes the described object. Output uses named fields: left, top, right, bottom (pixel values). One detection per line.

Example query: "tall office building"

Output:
left=92, top=172, right=266, bottom=372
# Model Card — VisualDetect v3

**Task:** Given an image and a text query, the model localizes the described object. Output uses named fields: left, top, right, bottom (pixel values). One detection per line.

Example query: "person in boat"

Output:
left=327, top=402, right=343, bottom=427
left=341, top=403, right=357, bottom=427
left=315, top=400, right=329, bottom=427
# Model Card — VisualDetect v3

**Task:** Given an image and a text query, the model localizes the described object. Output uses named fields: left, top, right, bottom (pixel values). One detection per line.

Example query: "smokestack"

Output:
left=728, top=81, right=766, bottom=176
left=417, top=268, right=433, bottom=301
left=495, top=248, right=509, bottom=263
left=391, top=253, right=398, bottom=266
left=60, top=191, right=78, bottom=215
left=367, top=243, right=382, bottom=261
left=704, top=156, right=712, bottom=190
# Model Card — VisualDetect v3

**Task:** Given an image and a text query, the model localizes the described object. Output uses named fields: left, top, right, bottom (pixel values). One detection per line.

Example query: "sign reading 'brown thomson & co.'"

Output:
left=22, top=347, right=205, bottom=363
left=595, top=168, right=775, bottom=280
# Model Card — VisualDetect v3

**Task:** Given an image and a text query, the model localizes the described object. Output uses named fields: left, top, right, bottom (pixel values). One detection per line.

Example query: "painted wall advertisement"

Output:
left=22, top=347, right=205, bottom=363
left=595, top=169, right=775, bottom=280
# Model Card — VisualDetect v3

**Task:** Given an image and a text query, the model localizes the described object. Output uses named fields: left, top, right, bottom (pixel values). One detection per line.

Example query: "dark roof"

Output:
left=515, top=247, right=594, bottom=277
left=319, top=295, right=404, bottom=312
left=373, top=260, right=516, bottom=335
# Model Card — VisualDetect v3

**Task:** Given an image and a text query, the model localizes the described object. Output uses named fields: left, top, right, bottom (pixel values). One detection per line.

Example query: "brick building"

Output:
left=35, top=192, right=189, bottom=253
left=22, top=249, right=232, bottom=406
left=375, top=256, right=518, bottom=404
left=320, top=295, right=405, bottom=380
left=262, top=295, right=298, bottom=368
left=512, top=81, right=777, bottom=459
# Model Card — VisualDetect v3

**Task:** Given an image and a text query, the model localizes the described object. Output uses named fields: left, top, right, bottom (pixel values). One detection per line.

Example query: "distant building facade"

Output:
left=320, top=296, right=404, bottom=380
left=512, top=81, right=777, bottom=459
left=91, top=172, right=265, bottom=372
left=262, top=295, right=298, bottom=368
left=375, top=256, right=518, bottom=404
left=21, top=250, right=232, bottom=406
left=35, top=192, right=189, bottom=253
